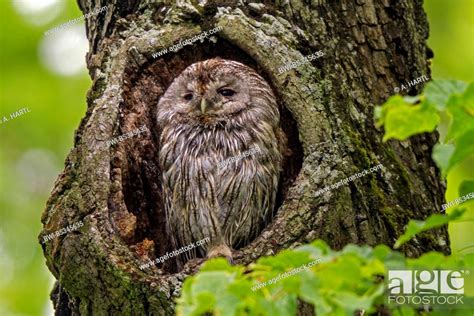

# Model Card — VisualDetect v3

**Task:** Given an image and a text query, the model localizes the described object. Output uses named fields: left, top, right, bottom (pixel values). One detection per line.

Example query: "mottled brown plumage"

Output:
left=157, top=58, right=284, bottom=262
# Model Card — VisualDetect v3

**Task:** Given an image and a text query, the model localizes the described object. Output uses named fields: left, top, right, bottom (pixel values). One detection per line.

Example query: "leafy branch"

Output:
left=177, top=241, right=473, bottom=316
left=375, top=80, right=474, bottom=247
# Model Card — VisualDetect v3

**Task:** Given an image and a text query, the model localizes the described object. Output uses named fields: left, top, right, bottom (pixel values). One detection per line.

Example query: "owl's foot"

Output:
left=207, top=244, right=234, bottom=264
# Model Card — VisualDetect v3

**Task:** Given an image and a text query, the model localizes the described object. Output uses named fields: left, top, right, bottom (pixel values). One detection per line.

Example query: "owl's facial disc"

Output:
left=167, top=60, right=255, bottom=119
left=199, top=84, right=239, bottom=115
left=183, top=78, right=249, bottom=118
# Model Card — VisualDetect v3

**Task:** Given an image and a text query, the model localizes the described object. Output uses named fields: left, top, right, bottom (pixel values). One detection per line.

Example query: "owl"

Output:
left=157, top=58, right=284, bottom=263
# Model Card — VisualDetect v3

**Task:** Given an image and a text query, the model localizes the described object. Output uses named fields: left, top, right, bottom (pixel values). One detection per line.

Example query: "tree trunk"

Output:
left=40, top=0, right=449, bottom=314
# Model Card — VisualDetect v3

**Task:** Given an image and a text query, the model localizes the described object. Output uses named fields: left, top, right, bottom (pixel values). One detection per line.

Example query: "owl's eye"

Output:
left=218, top=89, right=236, bottom=97
left=183, top=93, right=193, bottom=101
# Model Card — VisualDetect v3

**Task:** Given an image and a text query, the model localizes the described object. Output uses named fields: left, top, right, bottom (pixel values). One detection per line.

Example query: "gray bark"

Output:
left=40, top=0, right=448, bottom=314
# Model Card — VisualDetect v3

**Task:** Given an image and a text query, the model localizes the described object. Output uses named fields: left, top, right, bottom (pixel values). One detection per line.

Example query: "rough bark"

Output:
left=40, top=0, right=449, bottom=314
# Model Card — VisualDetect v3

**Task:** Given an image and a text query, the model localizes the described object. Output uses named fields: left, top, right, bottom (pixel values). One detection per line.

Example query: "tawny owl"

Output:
left=157, top=58, right=284, bottom=263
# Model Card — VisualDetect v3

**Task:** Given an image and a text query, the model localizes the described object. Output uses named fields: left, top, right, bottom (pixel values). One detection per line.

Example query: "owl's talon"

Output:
left=207, top=244, right=234, bottom=264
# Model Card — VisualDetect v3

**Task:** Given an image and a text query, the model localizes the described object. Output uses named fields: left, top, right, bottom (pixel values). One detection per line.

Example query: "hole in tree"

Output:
left=112, top=39, right=303, bottom=273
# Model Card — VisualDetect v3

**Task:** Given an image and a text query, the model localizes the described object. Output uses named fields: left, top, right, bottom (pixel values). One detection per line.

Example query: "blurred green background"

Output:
left=0, top=0, right=472, bottom=315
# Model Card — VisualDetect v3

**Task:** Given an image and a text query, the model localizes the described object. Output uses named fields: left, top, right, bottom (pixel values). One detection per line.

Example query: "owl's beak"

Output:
left=200, top=98, right=208, bottom=114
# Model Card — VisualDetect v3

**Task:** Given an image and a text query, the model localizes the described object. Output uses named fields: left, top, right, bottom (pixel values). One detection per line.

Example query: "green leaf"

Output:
left=448, top=130, right=474, bottom=172
left=394, top=208, right=466, bottom=248
left=372, top=245, right=406, bottom=270
left=253, top=297, right=282, bottom=316
left=374, top=95, right=415, bottom=127
left=391, top=305, right=416, bottom=316
left=432, top=143, right=455, bottom=176
left=310, top=239, right=333, bottom=255
left=382, top=99, right=440, bottom=141
left=176, top=237, right=472, bottom=315
left=445, top=86, right=474, bottom=142
left=424, top=80, right=468, bottom=111
left=298, top=242, right=333, bottom=263
left=464, top=83, right=474, bottom=113
left=273, top=294, right=298, bottom=316
left=459, top=180, right=474, bottom=197
left=437, top=127, right=474, bottom=176
left=177, top=270, right=242, bottom=316
left=463, top=253, right=474, bottom=269
left=191, top=271, right=234, bottom=289
left=177, top=290, right=215, bottom=316
left=408, top=252, right=448, bottom=269
left=298, top=273, right=323, bottom=303
left=409, top=250, right=467, bottom=269
left=200, top=257, right=240, bottom=272
left=215, top=293, right=241, bottom=316
left=251, top=249, right=314, bottom=283
left=342, top=244, right=373, bottom=259
left=332, top=284, right=384, bottom=315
